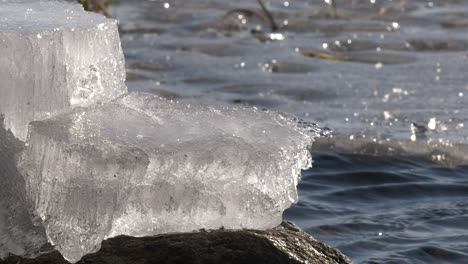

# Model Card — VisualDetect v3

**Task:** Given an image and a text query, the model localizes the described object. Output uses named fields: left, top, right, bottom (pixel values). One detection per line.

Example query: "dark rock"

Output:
left=1, top=221, right=352, bottom=264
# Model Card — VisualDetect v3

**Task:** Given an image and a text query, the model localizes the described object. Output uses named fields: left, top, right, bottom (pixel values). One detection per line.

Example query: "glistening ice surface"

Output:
left=18, top=92, right=319, bottom=262
left=0, top=1, right=126, bottom=141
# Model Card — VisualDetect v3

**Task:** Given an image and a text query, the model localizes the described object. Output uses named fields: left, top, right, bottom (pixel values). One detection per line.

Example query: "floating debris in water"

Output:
left=78, top=0, right=110, bottom=16
left=299, top=49, right=415, bottom=65
left=410, top=122, right=427, bottom=141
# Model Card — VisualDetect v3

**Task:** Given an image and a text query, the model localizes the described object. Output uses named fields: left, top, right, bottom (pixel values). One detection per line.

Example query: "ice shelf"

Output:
left=17, top=93, right=318, bottom=262
left=0, top=1, right=126, bottom=141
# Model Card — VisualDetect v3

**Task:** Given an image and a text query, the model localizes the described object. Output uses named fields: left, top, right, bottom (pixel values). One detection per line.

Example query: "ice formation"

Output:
left=18, top=93, right=317, bottom=262
left=0, top=0, right=126, bottom=141
left=0, top=1, right=320, bottom=262
left=0, top=117, right=48, bottom=259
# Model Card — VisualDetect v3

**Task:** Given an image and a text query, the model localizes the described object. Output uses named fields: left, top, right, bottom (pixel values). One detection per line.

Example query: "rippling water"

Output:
left=285, top=152, right=468, bottom=263
left=108, top=0, right=468, bottom=262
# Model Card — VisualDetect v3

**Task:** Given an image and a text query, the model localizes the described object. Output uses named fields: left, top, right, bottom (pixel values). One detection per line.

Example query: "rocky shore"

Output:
left=2, top=222, right=352, bottom=264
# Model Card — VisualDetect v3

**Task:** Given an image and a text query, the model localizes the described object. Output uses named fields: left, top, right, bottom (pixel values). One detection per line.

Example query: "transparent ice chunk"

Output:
left=18, top=93, right=319, bottom=262
left=0, top=1, right=127, bottom=141
left=0, top=117, right=48, bottom=259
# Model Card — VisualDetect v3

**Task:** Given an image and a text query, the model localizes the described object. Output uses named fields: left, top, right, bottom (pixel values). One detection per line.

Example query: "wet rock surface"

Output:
left=1, top=222, right=352, bottom=264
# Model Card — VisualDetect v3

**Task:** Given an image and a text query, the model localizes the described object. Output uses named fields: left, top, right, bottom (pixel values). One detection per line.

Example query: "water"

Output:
left=285, top=152, right=468, bottom=263
left=107, top=0, right=468, bottom=262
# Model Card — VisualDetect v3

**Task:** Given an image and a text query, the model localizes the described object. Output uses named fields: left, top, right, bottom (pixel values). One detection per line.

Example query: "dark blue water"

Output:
left=285, top=152, right=468, bottom=263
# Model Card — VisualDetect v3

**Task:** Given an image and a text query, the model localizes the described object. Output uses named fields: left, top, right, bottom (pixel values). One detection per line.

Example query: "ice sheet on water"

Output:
left=0, top=0, right=127, bottom=141
left=18, top=92, right=319, bottom=262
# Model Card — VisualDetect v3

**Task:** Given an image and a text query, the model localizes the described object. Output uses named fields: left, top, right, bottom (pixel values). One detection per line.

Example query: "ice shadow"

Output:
left=0, top=116, right=48, bottom=258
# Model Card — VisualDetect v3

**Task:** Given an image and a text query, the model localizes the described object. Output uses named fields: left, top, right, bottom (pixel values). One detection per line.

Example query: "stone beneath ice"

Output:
left=0, top=1, right=126, bottom=141
left=18, top=93, right=318, bottom=262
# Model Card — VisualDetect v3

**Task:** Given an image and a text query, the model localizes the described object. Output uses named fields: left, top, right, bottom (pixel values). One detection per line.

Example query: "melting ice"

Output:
left=0, top=0, right=126, bottom=141
left=19, top=93, right=317, bottom=262
left=0, top=1, right=321, bottom=262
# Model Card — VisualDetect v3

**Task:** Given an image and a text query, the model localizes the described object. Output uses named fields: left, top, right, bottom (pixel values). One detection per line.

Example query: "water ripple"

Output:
left=285, top=152, right=468, bottom=263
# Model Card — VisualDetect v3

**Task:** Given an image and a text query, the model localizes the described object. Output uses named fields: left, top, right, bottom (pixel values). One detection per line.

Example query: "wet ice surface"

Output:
left=108, top=0, right=468, bottom=262
left=0, top=1, right=107, bottom=32
left=0, top=1, right=126, bottom=141
left=0, top=1, right=323, bottom=262
left=18, top=93, right=317, bottom=262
